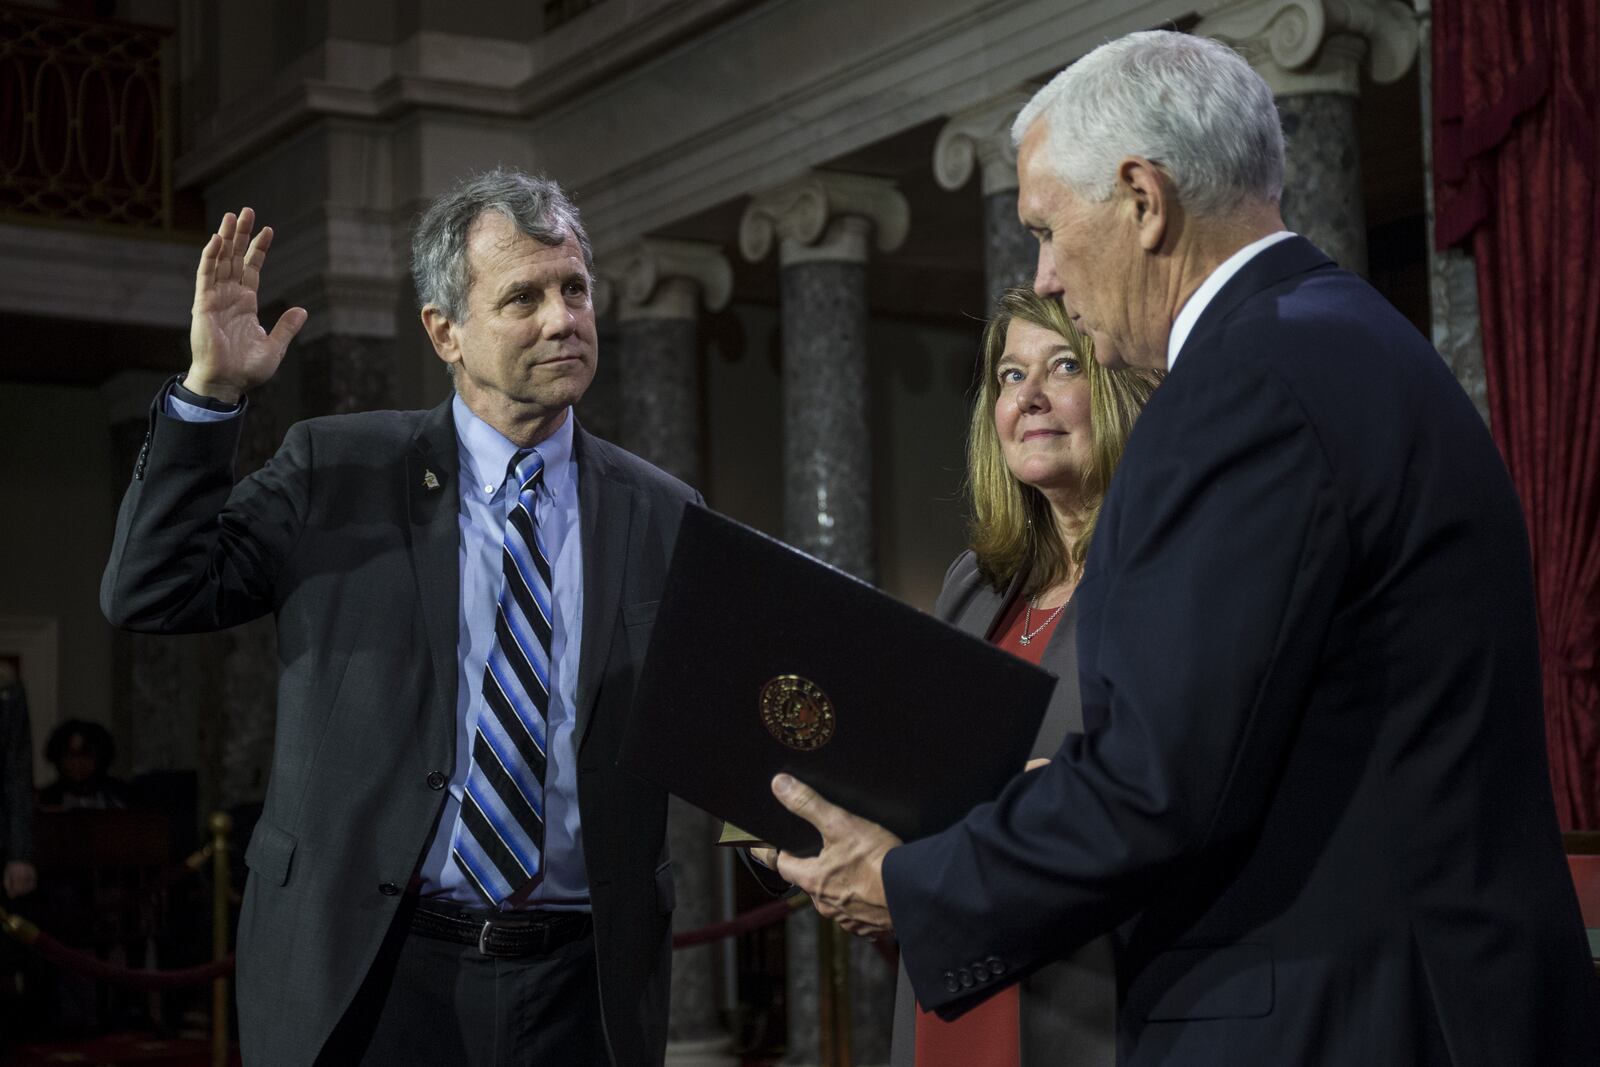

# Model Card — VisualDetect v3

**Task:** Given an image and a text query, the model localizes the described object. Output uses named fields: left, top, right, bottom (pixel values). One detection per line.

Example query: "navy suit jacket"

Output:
left=883, top=237, right=1600, bottom=1065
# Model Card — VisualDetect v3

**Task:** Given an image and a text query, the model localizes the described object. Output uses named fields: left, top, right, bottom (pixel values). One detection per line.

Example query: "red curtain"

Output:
left=1433, top=0, right=1600, bottom=827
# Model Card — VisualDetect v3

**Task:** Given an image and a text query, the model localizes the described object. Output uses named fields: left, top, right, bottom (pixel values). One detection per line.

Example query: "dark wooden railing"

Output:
left=0, top=3, right=172, bottom=228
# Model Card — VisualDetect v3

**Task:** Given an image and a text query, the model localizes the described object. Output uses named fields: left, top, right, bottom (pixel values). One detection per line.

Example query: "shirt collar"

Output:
left=452, top=394, right=576, bottom=500
left=1166, top=230, right=1295, bottom=370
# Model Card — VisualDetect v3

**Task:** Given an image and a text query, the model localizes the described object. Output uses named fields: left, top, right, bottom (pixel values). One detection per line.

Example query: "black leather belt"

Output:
left=410, top=900, right=592, bottom=958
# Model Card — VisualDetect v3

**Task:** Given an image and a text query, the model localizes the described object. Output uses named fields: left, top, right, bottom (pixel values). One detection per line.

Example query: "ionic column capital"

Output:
left=739, top=171, right=909, bottom=266
left=933, top=90, right=1033, bottom=195
left=1196, top=0, right=1418, bottom=97
left=606, top=238, right=733, bottom=322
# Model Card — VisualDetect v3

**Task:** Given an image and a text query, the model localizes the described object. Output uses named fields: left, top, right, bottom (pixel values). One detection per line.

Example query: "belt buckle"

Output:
left=477, top=918, right=494, bottom=956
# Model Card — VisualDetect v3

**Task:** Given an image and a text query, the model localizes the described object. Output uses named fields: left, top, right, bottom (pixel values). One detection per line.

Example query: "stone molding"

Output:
left=933, top=90, right=1034, bottom=195
left=175, top=0, right=1206, bottom=260
left=282, top=274, right=407, bottom=343
left=663, top=1035, right=740, bottom=1066
left=739, top=172, right=908, bottom=265
left=610, top=238, right=733, bottom=321
left=177, top=0, right=751, bottom=186
left=0, top=222, right=196, bottom=329
left=1195, top=0, right=1418, bottom=97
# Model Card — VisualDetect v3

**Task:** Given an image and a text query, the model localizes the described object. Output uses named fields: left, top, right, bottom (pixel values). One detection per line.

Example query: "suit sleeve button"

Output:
left=943, top=971, right=959, bottom=993
left=378, top=882, right=400, bottom=896
left=958, top=967, right=974, bottom=988
left=986, top=955, right=1006, bottom=977
left=426, top=771, right=448, bottom=790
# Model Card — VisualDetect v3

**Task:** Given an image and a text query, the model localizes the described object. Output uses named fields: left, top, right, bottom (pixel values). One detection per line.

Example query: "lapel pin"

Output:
left=423, top=469, right=441, bottom=491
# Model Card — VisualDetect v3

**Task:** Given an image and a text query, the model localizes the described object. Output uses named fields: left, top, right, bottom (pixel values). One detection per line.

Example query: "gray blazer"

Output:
left=103, top=395, right=695, bottom=1066
left=890, top=551, right=1115, bottom=1067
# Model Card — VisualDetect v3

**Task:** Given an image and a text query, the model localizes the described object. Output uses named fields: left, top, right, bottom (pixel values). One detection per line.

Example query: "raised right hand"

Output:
left=185, top=208, right=308, bottom=403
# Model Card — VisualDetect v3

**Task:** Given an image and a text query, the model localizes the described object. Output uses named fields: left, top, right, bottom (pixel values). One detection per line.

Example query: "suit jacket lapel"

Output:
left=573, top=423, right=637, bottom=747
left=407, top=399, right=461, bottom=752
left=940, top=562, right=1022, bottom=642
left=940, top=559, right=1077, bottom=718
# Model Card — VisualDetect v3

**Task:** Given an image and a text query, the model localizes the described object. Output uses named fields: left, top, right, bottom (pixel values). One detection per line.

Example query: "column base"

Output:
left=665, top=1034, right=740, bottom=1066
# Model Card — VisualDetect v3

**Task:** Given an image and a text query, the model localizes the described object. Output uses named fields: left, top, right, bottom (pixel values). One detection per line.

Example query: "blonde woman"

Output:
left=891, top=288, right=1159, bottom=1067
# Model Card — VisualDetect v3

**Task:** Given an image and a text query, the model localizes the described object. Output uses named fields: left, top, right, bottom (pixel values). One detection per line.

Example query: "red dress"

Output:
left=912, top=591, right=1063, bottom=1067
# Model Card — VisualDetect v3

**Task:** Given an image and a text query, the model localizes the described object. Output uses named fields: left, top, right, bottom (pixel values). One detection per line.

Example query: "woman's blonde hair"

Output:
left=967, top=288, right=1161, bottom=594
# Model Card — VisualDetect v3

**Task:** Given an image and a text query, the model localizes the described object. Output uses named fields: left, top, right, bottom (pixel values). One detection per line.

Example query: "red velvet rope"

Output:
left=24, top=930, right=236, bottom=990
left=3, top=893, right=834, bottom=990
left=671, top=894, right=804, bottom=948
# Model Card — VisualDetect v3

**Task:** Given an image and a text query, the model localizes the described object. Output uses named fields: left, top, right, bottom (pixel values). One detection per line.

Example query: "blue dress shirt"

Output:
left=165, top=385, right=590, bottom=910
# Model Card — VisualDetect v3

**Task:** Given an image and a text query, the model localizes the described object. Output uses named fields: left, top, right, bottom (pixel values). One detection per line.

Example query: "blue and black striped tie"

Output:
left=451, top=450, right=553, bottom=905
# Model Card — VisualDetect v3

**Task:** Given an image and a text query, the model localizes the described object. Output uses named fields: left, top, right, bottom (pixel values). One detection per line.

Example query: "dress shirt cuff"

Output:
left=166, top=377, right=244, bottom=422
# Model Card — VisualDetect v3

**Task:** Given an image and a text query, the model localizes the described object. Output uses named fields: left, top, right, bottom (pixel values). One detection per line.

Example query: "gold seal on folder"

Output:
left=760, top=675, right=835, bottom=751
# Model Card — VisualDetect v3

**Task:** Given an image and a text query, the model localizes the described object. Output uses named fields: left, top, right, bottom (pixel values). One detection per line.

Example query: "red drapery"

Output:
left=1433, top=0, right=1600, bottom=826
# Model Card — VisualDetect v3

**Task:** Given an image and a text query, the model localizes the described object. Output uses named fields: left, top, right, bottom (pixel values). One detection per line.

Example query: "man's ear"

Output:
left=421, top=305, right=460, bottom=367
left=1117, top=156, right=1173, bottom=252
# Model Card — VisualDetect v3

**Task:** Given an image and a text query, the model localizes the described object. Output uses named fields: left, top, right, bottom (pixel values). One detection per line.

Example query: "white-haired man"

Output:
left=771, top=30, right=1600, bottom=1065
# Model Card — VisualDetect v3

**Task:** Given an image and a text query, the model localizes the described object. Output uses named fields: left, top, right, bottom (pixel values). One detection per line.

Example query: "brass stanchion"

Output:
left=0, top=905, right=38, bottom=945
left=816, top=913, right=853, bottom=1067
left=209, top=812, right=233, bottom=1067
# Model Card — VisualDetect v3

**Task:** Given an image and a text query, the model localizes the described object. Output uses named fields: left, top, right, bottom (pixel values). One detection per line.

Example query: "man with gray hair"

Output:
left=102, top=170, right=694, bottom=1065
left=770, top=30, right=1600, bottom=1064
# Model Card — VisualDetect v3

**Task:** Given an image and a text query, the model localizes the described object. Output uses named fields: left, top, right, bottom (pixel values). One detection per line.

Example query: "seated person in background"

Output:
left=38, top=721, right=129, bottom=811
left=889, top=289, right=1158, bottom=1067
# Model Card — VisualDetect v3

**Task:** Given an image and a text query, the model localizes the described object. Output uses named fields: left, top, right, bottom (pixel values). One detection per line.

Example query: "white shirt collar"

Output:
left=452, top=394, right=576, bottom=500
left=1166, top=230, right=1295, bottom=370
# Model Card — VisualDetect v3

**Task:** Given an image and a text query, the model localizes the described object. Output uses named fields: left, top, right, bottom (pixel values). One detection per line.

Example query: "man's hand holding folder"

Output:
left=765, top=772, right=900, bottom=939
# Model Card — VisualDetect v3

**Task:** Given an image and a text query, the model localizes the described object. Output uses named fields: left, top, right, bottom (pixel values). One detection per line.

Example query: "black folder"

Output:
left=619, top=505, right=1058, bottom=855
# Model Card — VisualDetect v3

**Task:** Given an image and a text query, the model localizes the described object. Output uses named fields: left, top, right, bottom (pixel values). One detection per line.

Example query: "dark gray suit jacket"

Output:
left=889, top=551, right=1114, bottom=1067
left=0, top=682, right=32, bottom=872
left=102, top=394, right=695, bottom=1066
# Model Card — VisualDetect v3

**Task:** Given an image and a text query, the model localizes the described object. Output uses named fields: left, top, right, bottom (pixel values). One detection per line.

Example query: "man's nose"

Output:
left=539, top=297, right=576, bottom=339
left=1032, top=242, right=1062, bottom=298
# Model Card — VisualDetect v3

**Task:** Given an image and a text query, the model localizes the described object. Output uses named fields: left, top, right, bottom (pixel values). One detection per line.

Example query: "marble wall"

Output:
left=1279, top=93, right=1369, bottom=277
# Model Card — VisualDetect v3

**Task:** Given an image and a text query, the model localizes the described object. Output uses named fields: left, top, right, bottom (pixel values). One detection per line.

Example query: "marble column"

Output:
left=741, top=171, right=909, bottom=1066
left=610, top=238, right=739, bottom=1067
left=1415, top=0, right=1489, bottom=424
left=933, top=91, right=1036, bottom=310
left=1198, top=0, right=1419, bottom=278
left=612, top=239, right=733, bottom=484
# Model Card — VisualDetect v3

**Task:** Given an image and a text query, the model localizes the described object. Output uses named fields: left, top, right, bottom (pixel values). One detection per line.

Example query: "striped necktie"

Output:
left=451, top=449, right=553, bottom=905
